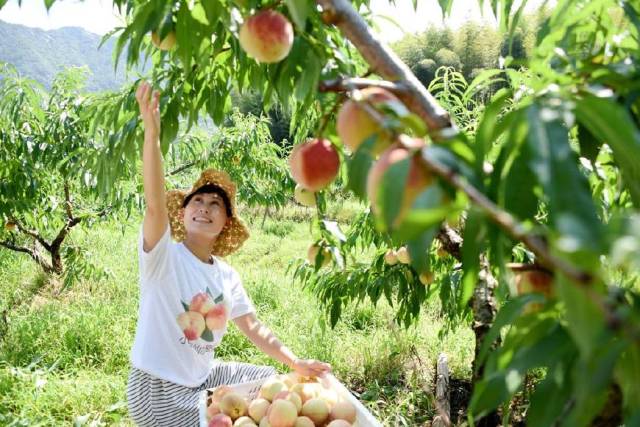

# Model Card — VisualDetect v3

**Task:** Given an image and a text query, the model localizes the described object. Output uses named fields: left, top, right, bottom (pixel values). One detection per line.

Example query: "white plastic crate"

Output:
left=199, top=373, right=382, bottom=427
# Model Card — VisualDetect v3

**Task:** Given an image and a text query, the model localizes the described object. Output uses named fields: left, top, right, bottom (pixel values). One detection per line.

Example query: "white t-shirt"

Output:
left=130, top=224, right=255, bottom=387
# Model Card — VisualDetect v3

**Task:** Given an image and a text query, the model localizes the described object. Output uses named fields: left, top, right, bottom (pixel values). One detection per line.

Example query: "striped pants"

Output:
left=127, top=362, right=276, bottom=427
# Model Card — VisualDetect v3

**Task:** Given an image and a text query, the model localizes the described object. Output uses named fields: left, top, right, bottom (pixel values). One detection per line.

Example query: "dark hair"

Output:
left=183, top=184, right=232, bottom=217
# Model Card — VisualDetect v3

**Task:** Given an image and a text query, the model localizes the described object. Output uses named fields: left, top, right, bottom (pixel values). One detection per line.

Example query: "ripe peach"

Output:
left=273, top=390, right=302, bottom=413
left=278, top=372, right=300, bottom=388
left=259, top=378, right=287, bottom=402
left=290, top=383, right=319, bottom=404
left=177, top=311, right=205, bottom=341
left=515, top=270, right=554, bottom=298
left=294, top=416, right=315, bottom=427
left=208, top=402, right=222, bottom=419
left=294, top=184, right=316, bottom=207
left=300, top=398, right=329, bottom=425
left=326, top=420, right=352, bottom=427
left=151, top=30, right=176, bottom=50
left=317, top=388, right=338, bottom=406
left=515, top=269, right=554, bottom=313
left=239, top=10, right=294, bottom=63
left=234, top=416, right=258, bottom=426
left=396, top=247, right=411, bottom=264
left=259, top=417, right=271, bottom=427
left=329, top=401, right=356, bottom=423
left=419, top=272, right=434, bottom=286
left=190, top=292, right=216, bottom=316
left=4, top=222, right=16, bottom=232
left=384, top=249, right=398, bottom=265
left=209, top=413, right=233, bottom=427
left=367, top=139, right=431, bottom=228
left=268, top=399, right=298, bottom=427
left=210, top=385, right=234, bottom=403
left=307, top=244, right=331, bottom=268
left=206, top=303, right=228, bottom=330
left=220, top=392, right=248, bottom=420
left=249, top=398, right=271, bottom=422
left=289, top=138, right=340, bottom=192
left=336, top=87, right=402, bottom=154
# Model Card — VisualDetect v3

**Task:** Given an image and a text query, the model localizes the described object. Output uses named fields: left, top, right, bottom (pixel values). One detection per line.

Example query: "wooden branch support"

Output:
left=432, top=352, right=451, bottom=427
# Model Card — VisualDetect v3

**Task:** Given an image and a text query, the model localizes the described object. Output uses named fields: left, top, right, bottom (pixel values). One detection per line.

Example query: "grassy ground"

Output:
left=0, top=201, right=474, bottom=426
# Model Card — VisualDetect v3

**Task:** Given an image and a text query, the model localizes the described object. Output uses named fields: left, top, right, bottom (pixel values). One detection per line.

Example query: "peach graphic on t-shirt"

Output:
left=177, top=311, right=206, bottom=341
left=178, top=289, right=226, bottom=342
left=189, top=292, right=215, bottom=316
left=205, top=303, right=228, bottom=330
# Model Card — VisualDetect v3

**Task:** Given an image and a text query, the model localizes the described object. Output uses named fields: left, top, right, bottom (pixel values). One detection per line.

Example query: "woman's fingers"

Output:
left=151, top=90, right=160, bottom=112
left=135, top=81, right=153, bottom=110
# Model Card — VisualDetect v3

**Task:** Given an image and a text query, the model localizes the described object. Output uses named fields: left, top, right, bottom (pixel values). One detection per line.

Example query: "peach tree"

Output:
left=6, top=0, right=640, bottom=424
left=0, top=65, right=128, bottom=286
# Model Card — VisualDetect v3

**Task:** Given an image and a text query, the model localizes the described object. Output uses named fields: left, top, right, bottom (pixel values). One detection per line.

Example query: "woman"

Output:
left=127, top=81, right=331, bottom=426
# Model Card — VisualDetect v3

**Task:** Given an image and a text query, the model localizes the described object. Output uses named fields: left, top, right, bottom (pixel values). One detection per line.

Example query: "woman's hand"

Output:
left=290, top=358, right=332, bottom=378
left=135, top=81, right=161, bottom=140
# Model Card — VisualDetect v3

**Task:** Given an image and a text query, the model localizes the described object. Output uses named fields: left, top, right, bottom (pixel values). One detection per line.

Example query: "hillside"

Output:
left=0, top=20, right=130, bottom=92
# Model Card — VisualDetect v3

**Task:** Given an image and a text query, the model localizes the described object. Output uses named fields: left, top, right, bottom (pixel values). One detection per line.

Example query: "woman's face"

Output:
left=180, top=192, right=229, bottom=240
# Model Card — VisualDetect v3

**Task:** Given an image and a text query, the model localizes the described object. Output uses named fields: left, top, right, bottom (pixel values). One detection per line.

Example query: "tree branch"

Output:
left=420, top=146, right=592, bottom=285
left=63, top=180, right=74, bottom=221
left=0, top=240, right=54, bottom=273
left=317, top=0, right=592, bottom=285
left=12, top=219, right=51, bottom=252
left=316, top=0, right=452, bottom=133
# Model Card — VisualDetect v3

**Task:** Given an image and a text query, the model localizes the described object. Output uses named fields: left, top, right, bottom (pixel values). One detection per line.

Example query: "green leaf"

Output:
left=407, top=226, right=438, bottom=274
left=526, top=103, right=604, bottom=256
left=556, top=275, right=606, bottom=358
left=437, top=0, right=454, bottom=16
left=471, top=323, right=573, bottom=417
left=377, top=156, right=411, bottom=232
left=392, top=185, right=448, bottom=242
left=295, top=49, right=320, bottom=102
left=575, top=94, right=640, bottom=207
left=330, top=299, right=341, bottom=328
left=200, top=329, right=214, bottom=342
left=214, top=293, right=223, bottom=304
left=474, top=89, right=512, bottom=169
left=615, top=342, right=640, bottom=413
left=190, top=3, right=209, bottom=25
left=503, top=146, right=537, bottom=221
left=181, top=301, right=189, bottom=312
left=527, top=361, right=573, bottom=426
left=347, top=136, right=376, bottom=200
left=285, top=0, right=310, bottom=31
left=460, top=208, right=486, bottom=311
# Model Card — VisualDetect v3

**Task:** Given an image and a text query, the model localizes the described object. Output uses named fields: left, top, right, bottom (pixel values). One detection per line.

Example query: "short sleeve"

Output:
left=228, top=269, right=255, bottom=319
left=138, top=223, right=172, bottom=283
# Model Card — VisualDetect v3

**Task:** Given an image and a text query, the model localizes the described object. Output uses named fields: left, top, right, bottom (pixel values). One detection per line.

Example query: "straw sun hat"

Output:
left=166, top=169, right=249, bottom=257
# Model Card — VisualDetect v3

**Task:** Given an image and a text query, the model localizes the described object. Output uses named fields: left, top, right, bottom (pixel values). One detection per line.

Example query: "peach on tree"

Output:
left=336, top=87, right=403, bottom=155
left=151, top=30, right=176, bottom=50
left=289, top=138, right=340, bottom=192
left=239, top=10, right=294, bottom=63
left=367, top=137, right=431, bottom=229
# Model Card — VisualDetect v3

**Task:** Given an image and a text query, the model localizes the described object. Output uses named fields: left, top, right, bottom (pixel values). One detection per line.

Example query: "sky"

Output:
left=0, top=0, right=544, bottom=42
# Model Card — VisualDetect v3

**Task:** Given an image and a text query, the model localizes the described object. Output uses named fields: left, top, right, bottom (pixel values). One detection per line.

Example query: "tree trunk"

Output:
left=433, top=353, right=451, bottom=427
left=471, top=263, right=501, bottom=426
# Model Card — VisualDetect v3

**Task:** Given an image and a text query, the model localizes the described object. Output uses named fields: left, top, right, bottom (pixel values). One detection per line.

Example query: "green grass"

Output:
left=0, top=202, right=474, bottom=426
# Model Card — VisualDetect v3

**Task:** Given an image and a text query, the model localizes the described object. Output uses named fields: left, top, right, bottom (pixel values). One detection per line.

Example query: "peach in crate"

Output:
left=199, top=373, right=382, bottom=427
